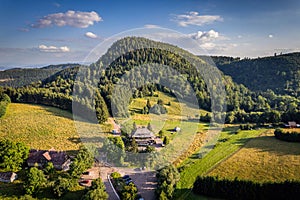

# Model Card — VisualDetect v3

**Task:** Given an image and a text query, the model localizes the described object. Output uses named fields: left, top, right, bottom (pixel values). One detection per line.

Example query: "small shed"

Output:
left=174, top=127, right=181, bottom=132
left=0, top=172, right=17, bottom=183
left=288, top=121, right=297, bottom=128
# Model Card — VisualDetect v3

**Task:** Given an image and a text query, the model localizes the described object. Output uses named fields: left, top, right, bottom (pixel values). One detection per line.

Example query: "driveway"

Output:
left=116, top=167, right=157, bottom=200
left=99, top=165, right=157, bottom=200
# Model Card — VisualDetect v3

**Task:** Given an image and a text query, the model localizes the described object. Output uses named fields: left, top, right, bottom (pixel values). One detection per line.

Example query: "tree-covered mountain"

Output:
left=0, top=63, right=81, bottom=87
left=212, top=53, right=300, bottom=97
left=1, top=37, right=300, bottom=124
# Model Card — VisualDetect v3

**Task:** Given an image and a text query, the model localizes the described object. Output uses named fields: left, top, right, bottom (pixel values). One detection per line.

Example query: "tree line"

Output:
left=193, top=176, right=300, bottom=200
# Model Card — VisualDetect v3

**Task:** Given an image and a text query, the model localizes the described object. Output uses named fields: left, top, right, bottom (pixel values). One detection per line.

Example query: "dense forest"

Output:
left=213, top=53, right=300, bottom=97
left=0, top=63, right=81, bottom=87
left=0, top=37, right=299, bottom=124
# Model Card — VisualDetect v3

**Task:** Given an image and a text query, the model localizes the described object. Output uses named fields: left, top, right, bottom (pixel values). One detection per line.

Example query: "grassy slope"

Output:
left=174, top=127, right=267, bottom=200
left=0, top=103, right=112, bottom=151
left=0, top=103, right=112, bottom=199
left=0, top=103, right=80, bottom=151
left=208, top=131, right=300, bottom=182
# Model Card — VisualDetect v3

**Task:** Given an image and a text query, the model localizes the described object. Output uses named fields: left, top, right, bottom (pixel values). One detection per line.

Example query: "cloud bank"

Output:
left=38, top=45, right=70, bottom=53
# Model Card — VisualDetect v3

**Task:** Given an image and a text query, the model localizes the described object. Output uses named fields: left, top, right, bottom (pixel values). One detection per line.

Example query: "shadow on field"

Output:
left=174, top=188, right=219, bottom=200
left=234, top=135, right=300, bottom=156
left=43, top=106, right=74, bottom=120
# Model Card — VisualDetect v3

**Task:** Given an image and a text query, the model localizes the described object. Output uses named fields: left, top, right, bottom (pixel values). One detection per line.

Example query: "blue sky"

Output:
left=0, top=0, right=300, bottom=67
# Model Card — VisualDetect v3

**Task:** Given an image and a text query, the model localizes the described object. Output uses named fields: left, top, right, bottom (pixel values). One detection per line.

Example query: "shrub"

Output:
left=274, top=128, right=300, bottom=142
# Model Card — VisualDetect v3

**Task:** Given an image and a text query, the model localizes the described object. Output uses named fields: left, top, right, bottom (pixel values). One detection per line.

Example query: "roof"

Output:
left=132, top=127, right=155, bottom=138
left=43, top=152, right=51, bottom=161
left=288, top=121, right=297, bottom=126
left=27, top=149, right=69, bottom=167
left=0, top=172, right=16, bottom=180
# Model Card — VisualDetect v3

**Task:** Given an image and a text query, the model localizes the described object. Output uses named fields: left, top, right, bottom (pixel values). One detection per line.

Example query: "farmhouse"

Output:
left=131, top=127, right=155, bottom=146
left=27, top=149, right=71, bottom=171
left=0, top=172, right=17, bottom=183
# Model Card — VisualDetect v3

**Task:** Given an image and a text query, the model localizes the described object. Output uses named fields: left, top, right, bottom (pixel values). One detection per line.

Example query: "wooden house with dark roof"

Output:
left=27, top=149, right=71, bottom=171
left=131, top=127, right=155, bottom=146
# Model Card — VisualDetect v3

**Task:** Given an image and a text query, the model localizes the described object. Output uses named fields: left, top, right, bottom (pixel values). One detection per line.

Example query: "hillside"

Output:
left=1, top=37, right=300, bottom=124
left=212, top=53, right=300, bottom=97
left=0, top=63, right=81, bottom=87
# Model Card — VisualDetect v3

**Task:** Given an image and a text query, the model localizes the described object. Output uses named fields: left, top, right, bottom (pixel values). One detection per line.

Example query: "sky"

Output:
left=0, top=0, right=300, bottom=68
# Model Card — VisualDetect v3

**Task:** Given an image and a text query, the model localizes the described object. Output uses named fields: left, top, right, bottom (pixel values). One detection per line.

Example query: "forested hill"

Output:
left=211, top=53, right=300, bottom=97
left=0, top=63, right=81, bottom=87
left=2, top=37, right=300, bottom=124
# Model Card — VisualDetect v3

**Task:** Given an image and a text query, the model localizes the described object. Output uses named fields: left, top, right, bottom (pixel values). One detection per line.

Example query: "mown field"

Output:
left=174, top=127, right=268, bottom=200
left=208, top=130, right=300, bottom=182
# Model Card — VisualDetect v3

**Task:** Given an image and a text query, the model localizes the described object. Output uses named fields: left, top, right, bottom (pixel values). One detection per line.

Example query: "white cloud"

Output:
left=32, top=10, right=102, bottom=28
left=185, top=30, right=234, bottom=53
left=38, top=45, right=70, bottom=53
left=144, top=24, right=161, bottom=28
left=269, top=34, right=273, bottom=38
left=188, top=30, right=220, bottom=42
left=85, top=32, right=98, bottom=39
left=173, top=11, right=223, bottom=27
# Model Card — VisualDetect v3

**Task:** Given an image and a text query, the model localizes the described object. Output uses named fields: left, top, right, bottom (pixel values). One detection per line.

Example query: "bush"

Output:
left=111, top=172, right=121, bottom=179
left=274, top=128, right=300, bottom=142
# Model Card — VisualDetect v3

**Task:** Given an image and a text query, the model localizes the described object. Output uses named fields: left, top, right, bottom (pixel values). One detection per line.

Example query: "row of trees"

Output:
left=193, top=176, right=300, bottom=200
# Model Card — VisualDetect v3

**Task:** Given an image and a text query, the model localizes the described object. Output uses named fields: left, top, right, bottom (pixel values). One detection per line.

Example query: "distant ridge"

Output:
left=211, top=52, right=300, bottom=97
left=0, top=63, right=83, bottom=87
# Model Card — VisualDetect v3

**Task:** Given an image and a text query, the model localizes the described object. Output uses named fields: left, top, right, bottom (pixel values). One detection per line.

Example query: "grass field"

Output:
left=0, top=103, right=112, bottom=151
left=128, top=92, right=208, bottom=119
left=208, top=130, right=300, bottom=182
left=0, top=103, right=79, bottom=150
left=174, top=127, right=267, bottom=200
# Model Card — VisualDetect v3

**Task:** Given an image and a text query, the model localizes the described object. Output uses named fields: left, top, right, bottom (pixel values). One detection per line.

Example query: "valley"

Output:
left=0, top=37, right=299, bottom=200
